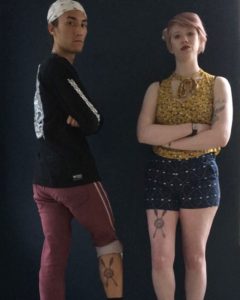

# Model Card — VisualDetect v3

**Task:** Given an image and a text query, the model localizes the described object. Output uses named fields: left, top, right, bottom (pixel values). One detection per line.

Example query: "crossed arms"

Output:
left=137, top=77, right=233, bottom=150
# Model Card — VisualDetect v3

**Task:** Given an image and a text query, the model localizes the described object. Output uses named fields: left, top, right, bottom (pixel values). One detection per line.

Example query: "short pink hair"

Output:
left=162, top=12, right=207, bottom=54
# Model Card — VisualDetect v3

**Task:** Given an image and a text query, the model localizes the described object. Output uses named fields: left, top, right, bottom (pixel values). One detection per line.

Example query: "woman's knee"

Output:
left=151, top=252, right=175, bottom=271
left=184, top=252, right=206, bottom=271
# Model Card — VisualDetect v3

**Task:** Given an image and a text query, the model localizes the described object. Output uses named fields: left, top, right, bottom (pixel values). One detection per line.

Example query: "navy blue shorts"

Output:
left=144, top=153, right=220, bottom=210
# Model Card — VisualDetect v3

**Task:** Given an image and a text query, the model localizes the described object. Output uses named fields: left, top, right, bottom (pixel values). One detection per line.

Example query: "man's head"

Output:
left=47, top=0, right=87, bottom=24
left=47, top=0, right=88, bottom=62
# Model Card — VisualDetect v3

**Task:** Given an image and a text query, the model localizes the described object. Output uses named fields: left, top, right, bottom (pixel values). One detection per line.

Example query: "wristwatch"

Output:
left=190, top=123, right=198, bottom=136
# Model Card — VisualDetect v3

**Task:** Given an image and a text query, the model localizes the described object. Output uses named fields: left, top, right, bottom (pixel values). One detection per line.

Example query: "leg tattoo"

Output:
left=100, top=256, right=118, bottom=288
left=153, top=209, right=167, bottom=238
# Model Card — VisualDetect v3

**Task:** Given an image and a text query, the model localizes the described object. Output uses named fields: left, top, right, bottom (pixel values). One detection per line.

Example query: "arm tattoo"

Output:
left=211, top=98, right=226, bottom=125
left=153, top=209, right=167, bottom=238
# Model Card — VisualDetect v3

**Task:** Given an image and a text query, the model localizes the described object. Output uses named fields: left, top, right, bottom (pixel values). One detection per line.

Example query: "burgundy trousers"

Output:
left=33, top=181, right=120, bottom=300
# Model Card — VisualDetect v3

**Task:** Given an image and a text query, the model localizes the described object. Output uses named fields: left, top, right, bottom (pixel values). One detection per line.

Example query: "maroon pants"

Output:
left=33, top=182, right=121, bottom=300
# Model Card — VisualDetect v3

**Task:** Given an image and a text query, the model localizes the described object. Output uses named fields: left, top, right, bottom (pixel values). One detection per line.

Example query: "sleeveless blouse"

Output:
left=153, top=69, right=220, bottom=159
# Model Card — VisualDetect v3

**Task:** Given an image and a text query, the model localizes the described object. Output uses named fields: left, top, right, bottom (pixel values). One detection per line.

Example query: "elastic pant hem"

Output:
left=96, top=240, right=123, bottom=257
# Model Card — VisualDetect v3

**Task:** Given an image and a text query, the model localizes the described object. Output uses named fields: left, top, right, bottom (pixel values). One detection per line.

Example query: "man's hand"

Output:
left=66, top=115, right=79, bottom=127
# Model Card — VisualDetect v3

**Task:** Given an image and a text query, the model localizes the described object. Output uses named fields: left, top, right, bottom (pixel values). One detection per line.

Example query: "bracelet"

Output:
left=188, top=123, right=198, bottom=137
left=192, top=123, right=198, bottom=136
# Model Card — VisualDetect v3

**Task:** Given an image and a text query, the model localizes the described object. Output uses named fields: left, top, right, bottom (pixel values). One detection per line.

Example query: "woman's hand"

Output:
left=194, top=123, right=211, bottom=134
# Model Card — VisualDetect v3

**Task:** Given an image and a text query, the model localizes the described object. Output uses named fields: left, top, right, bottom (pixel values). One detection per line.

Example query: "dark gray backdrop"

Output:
left=2, top=0, right=240, bottom=299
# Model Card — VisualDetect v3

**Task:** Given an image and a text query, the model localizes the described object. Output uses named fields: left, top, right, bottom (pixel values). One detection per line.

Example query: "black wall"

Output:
left=2, top=1, right=240, bottom=299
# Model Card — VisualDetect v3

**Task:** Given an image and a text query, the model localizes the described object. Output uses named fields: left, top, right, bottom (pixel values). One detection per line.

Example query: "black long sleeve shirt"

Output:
left=33, top=53, right=102, bottom=187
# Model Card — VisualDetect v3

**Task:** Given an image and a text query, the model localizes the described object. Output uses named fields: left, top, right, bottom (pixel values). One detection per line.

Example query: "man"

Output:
left=33, top=1, right=123, bottom=299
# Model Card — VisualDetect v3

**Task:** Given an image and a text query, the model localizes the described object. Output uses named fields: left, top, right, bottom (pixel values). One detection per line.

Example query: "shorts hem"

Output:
left=144, top=203, right=220, bottom=211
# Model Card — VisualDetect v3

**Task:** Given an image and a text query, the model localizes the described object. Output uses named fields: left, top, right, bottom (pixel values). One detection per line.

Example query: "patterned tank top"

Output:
left=153, top=69, right=220, bottom=159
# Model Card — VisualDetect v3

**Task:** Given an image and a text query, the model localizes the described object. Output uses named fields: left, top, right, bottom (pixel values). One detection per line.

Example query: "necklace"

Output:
left=171, top=69, right=203, bottom=99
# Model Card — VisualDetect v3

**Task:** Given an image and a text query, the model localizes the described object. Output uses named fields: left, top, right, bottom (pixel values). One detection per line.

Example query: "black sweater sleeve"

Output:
left=43, top=56, right=102, bottom=135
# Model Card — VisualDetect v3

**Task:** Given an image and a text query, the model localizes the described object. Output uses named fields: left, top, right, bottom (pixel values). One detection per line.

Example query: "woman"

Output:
left=137, top=12, right=232, bottom=300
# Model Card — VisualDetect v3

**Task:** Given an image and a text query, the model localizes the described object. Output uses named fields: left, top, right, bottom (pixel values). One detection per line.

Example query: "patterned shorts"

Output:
left=144, top=153, right=220, bottom=210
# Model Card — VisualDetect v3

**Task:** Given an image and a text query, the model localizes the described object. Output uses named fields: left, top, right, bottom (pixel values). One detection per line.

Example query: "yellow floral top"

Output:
left=153, top=69, right=220, bottom=159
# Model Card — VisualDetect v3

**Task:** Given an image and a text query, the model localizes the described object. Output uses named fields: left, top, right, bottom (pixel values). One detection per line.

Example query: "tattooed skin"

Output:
left=100, top=257, right=118, bottom=288
left=153, top=209, right=167, bottom=238
left=212, top=98, right=226, bottom=125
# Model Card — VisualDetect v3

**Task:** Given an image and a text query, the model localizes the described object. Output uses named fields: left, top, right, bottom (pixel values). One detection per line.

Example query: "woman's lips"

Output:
left=181, top=45, right=190, bottom=50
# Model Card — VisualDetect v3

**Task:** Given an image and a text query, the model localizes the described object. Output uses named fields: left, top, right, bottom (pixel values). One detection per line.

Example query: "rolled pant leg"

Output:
left=58, top=182, right=123, bottom=298
left=33, top=185, right=73, bottom=300
left=64, top=182, right=122, bottom=251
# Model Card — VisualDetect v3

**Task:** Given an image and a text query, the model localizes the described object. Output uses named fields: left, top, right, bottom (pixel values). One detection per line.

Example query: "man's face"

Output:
left=48, top=10, right=88, bottom=56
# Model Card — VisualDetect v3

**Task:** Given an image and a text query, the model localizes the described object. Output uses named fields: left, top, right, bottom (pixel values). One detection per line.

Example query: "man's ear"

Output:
left=48, top=23, right=55, bottom=36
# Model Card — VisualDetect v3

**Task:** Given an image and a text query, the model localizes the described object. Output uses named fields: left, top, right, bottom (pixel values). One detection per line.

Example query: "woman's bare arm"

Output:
left=137, top=82, right=193, bottom=146
left=167, top=77, right=233, bottom=150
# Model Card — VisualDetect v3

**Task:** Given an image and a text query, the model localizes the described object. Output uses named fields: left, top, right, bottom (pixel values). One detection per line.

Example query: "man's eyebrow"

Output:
left=66, top=16, right=77, bottom=20
left=66, top=16, right=88, bottom=22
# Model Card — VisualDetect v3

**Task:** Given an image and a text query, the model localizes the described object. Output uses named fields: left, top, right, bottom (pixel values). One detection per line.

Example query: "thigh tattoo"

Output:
left=153, top=209, right=167, bottom=238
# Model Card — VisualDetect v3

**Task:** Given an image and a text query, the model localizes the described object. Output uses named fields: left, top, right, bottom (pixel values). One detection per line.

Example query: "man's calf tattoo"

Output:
left=100, top=256, right=118, bottom=288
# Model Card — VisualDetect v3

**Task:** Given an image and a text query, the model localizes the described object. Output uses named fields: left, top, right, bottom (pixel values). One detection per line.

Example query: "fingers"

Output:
left=66, top=115, right=79, bottom=127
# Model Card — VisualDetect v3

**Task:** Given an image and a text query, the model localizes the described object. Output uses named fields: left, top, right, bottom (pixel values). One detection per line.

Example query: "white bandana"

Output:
left=47, top=0, right=87, bottom=24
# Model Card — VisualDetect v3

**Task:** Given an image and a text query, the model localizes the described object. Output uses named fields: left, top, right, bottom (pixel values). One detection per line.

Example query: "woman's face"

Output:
left=169, top=24, right=201, bottom=59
